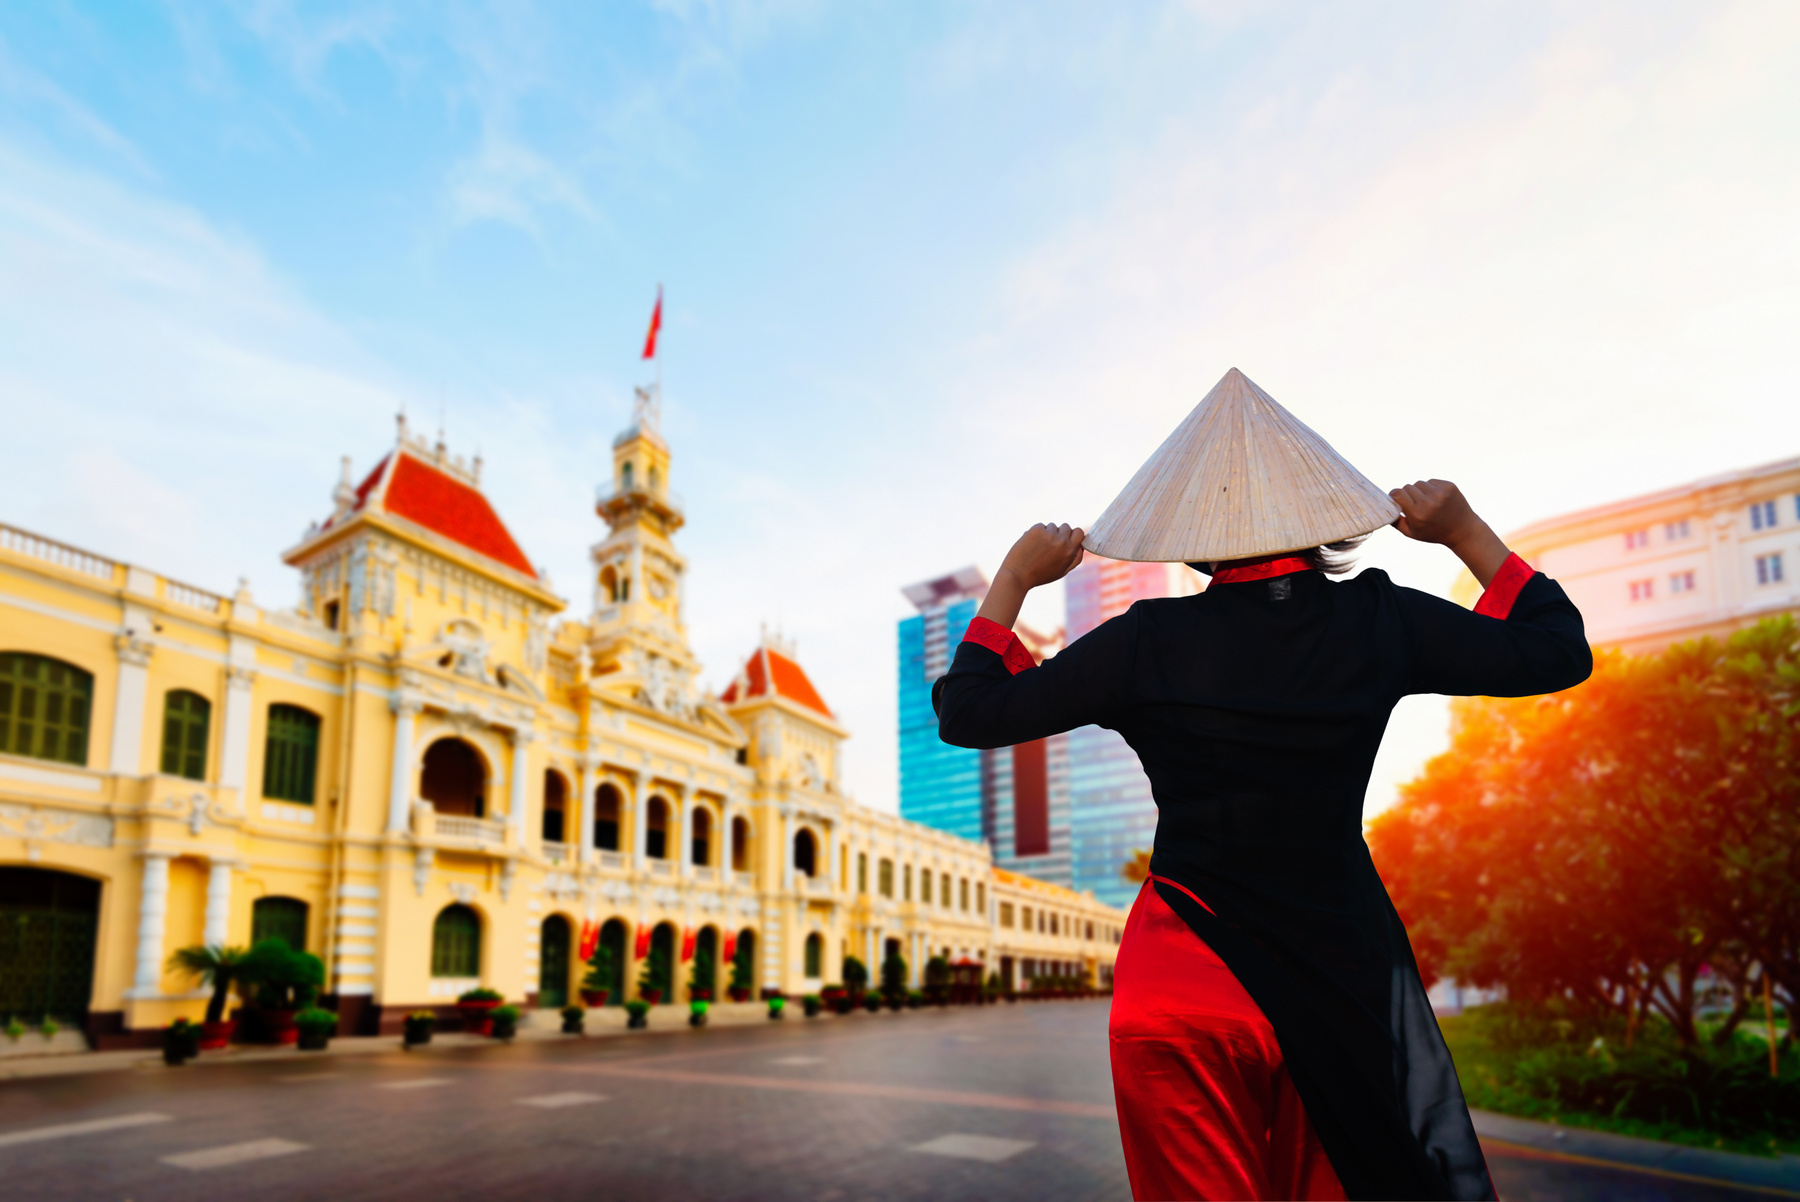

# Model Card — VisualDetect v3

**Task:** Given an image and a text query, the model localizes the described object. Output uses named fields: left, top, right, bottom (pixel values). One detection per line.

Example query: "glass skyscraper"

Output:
left=1064, top=556, right=1202, bottom=907
left=897, top=568, right=1072, bottom=886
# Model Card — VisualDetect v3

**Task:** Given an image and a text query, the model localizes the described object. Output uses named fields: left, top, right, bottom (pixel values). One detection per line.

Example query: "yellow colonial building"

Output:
left=0, top=407, right=1122, bottom=1046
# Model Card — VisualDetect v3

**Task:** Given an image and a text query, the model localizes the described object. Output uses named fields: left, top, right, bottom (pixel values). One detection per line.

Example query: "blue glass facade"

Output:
left=896, top=598, right=982, bottom=842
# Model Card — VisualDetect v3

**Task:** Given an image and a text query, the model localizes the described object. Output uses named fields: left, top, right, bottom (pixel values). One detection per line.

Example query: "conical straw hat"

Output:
left=1083, top=368, right=1400, bottom=563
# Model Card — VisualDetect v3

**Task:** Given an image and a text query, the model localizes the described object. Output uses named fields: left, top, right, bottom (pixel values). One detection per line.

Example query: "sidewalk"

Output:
left=1473, top=1109, right=1800, bottom=1196
left=0, top=1000, right=789, bottom=1082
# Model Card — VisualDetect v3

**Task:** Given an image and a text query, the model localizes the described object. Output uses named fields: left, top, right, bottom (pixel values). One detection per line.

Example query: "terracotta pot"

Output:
left=580, top=989, right=610, bottom=1007
left=457, top=999, right=501, bottom=1036
left=198, top=1020, right=236, bottom=1051
left=259, top=1009, right=299, bottom=1045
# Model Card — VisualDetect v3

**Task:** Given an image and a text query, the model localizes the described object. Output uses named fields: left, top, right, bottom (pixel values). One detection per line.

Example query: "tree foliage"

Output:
left=1368, top=617, right=1800, bottom=1052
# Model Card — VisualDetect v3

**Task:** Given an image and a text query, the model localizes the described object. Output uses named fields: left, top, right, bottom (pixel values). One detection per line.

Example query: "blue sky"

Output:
left=3, top=2, right=1798, bottom=815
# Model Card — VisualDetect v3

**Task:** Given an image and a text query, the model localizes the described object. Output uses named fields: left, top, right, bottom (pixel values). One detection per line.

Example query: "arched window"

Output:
left=542, top=769, right=568, bottom=843
left=599, top=565, right=619, bottom=604
left=596, top=918, right=627, bottom=1003
left=421, top=738, right=485, bottom=817
left=0, top=868, right=101, bottom=1020
left=620, top=461, right=634, bottom=490
left=594, top=784, right=621, bottom=851
left=857, top=852, right=867, bottom=893
left=732, top=928, right=756, bottom=995
left=159, top=690, right=210, bottom=780
left=903, top=864, right=912, bottom=901
left=921, top=868, right=932, bottom=905
left=646, top=796, right=670, bottom=859
left=940, top=874, right=951, bottom=908
left=730, top=816, right=751, bottom=871
left=646, top=922, right=675, bottom=998
left=263, top=704, right=321, bottom=803
left=251, top=896, right=309, bottom=951
left=691, top=807, right=711, bottom=866
left=0, top=653, right=93, bottom=766
left=804, top=932, right=823, bottom=979
left=960, top=878, right=970, bottom=912
left=432, top=904, right=481, bottom=978
left=878, top=858, right=894, bottom=898
left=792, top=828, right=817, bottom=877
left=694, top=926, right=718, bottom=999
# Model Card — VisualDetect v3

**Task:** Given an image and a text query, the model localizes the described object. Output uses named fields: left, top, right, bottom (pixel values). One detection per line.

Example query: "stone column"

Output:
left=110, top=634, right=153, bottom=775
left=128, top=852, right=171, bottom=998
left=203, top=859, right=233, bottom=948
left=632, top=780, right=649, bottom=871
left=825, top=827, right=839, bottom=894
left=677, top=792, right=693, bottom=879
left=386, top=697, right=422, bottom=834
left=577, top=758, right=597, bottom=860
left=507, top=727, right=534, bottom=844
left=218, top=665, right=256, bottom=808
left=720, top=805, right=736, bottom=880
left=780, top=809, right=794, bottom=892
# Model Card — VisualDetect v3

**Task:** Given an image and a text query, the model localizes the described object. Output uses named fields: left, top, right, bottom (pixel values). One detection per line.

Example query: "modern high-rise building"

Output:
left=897, top=569, right=1072, bottom=887
left=1064, top=556, right=1203, bottom=908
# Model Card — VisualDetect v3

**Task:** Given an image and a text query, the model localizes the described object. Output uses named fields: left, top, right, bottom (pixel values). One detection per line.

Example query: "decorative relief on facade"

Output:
left=114, top=632, right=155, bottom=667
left=0, top=802, right=115, bottom=861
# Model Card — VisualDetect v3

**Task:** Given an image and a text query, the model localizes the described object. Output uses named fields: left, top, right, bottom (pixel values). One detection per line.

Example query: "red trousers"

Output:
left=1110, top=880, right=1347, bottom=1201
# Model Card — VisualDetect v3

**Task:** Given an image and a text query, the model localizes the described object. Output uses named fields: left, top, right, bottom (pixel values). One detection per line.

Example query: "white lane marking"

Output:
left=769, top=1056, right=825, bottom=1065
left=910, top=1133, right=1035, bottom=1163
left=377, top=1078, right=451, bottom=1090
left=161, top=1138, right=309, bottom=1170
left=0, top=1112, right=173, bottom=1148
left=516, top=1092, right=607, bottom=1109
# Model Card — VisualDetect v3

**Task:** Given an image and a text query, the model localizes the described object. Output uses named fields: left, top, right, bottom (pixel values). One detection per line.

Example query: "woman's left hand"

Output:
left=997, top=523, right=1086, bottom=590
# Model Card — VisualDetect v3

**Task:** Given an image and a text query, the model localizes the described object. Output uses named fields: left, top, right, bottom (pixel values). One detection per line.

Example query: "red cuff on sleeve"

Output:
left=962, top=616, right=1037, bottom=676
left=1473, top=553, right=1535, bottom=620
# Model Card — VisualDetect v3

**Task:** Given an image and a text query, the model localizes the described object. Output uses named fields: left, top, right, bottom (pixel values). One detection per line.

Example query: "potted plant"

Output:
left=906, top=990, right=923, bottom=1010
left=842, top=955, right=868, bottom=995
left=637, top=940, right=669, bottom=1005
left=163, top=1018, right=201, bottom=1065
left=294, top=1008, right=337, bottom=1051
left=39, top=1017, right=59, bottom=1041
left=4, top=1019, right=23, bottom=1042
left=881, top=953, right=908, bottom=1008
left=240, top=938, right=325, bottom=1044
left=403, top=1011, right=436, bottom=1048
left=560, top=1005, right=586, bottom=1035
left=766, top=995, right=785, bottom=1020
left=489, top=1005, right=521, bottom=1040
left=625, top=999, right=650, bottom=1029
left=802, top=993, right=822, bottom=1018
left=167, top=943, right=252, bottom=1050
left=689, top=999, right=709, bottom=1028
left=689, top=942, right=715, bottom=1004
left=728, top=939, right=754, bottom=1001
left=581, top=944, right=614, bottom=1008
left=457, top=987, right=504, bottom=1035
left=984, top=972, right=1004, bottom=1005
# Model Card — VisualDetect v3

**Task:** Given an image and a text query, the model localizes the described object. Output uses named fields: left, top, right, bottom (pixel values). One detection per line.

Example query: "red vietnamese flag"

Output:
left=578, top=922, right=599, bottom=962
left=680, top=927, right=696, bottom=963
left=722, top=932, right=736, bottom=964
left=634, top=925, right=651, bottom=961
left=641, top=286, right=663, bottom=359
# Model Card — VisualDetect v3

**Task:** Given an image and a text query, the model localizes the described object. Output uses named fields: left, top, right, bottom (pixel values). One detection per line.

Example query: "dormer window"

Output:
left=620, top=461, right=634, bottom=491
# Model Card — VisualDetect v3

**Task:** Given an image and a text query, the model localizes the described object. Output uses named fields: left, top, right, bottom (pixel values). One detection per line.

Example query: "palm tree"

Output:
left=168, top=944, right=253, bottom=1025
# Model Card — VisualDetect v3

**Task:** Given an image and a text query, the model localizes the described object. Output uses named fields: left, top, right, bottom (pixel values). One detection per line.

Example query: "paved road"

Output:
left=0, top=1001, right=1784, bottom=1200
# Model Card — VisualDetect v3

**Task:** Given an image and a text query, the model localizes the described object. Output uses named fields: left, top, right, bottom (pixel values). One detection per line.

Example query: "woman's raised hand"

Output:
left=1389, top=480, right=1511, bottom=588
left=976, top=523, right=1086, bottom=631
left=997, top=523, right=1087, bottom=591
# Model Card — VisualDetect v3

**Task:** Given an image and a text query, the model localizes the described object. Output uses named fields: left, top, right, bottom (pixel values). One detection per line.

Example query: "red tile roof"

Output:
left=721, top=646, right=834, bottom=718
left=331, top=451, right=536, bottom=578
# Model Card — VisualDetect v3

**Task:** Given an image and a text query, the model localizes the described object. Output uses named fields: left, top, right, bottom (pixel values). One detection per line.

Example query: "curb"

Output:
left=1473, top=1109, right=1800, bottom=1196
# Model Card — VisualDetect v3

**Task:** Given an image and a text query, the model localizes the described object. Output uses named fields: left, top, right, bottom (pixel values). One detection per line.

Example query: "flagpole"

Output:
left=655, top=282, right=663, bottom=426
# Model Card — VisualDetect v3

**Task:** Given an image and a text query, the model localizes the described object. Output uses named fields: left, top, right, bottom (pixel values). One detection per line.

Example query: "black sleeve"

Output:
left=1399, top=573, right=1593, bottom=698
left=933, top=608, right=1140, bottom=750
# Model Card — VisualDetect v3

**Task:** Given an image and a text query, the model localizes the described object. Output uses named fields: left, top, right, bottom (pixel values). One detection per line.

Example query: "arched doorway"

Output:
left=597, top=919, right=627, bottom=1004
left=730, top=816, right=751, bottom=871
left=646, top=796, right=670, bottom=859
left=691, top=807, right=711, bottom=867
left=803, top=931, right=823, bottom=979
left=0, top=868, right=100, bottom=1020
left=732, top=927, right=756, bottom=998
left=538, top=915, right=571, bottom=1007
left=645, top=922, right=676, bottom=1000
left=542, top=770, right=568, bottom=843
left=793, top=827, right=817, bottom=877
left=422, top=739, right=486, bottom=818
left=594, top=784, right=621, bottom=851
left=431, top=904, right=481, bottom=978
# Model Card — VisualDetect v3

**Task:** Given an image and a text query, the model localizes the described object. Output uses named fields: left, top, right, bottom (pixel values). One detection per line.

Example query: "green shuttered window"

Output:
left=251, top=896, right=308, bottom=952
left=160, top=690, right=211, bottom=780
left=0, top=654, right=93, bottom=766
left=263, top=704, right=320, bottom=804
left=432, top=905, right=481, bottom=978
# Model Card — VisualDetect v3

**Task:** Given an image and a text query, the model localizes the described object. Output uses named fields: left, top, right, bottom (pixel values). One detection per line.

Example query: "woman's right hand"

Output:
left=996, top=523, right=1086, bottom=591
left=1390, top=480, right=1511, bottom=587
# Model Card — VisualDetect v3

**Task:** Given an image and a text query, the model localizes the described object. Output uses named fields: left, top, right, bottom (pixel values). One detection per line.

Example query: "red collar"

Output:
left=1210, top=556, right=1313, bottom=584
